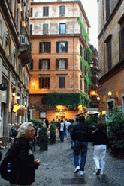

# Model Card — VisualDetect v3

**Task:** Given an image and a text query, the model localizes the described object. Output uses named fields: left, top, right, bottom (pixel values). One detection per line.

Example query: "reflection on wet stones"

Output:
left=61, top=178, right=86, bottom=185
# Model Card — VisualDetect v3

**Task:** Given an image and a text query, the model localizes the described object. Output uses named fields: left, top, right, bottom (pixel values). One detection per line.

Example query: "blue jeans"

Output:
left=59, top=131, right=65, bottom=142
left=74, top=141, right=88, bottom=171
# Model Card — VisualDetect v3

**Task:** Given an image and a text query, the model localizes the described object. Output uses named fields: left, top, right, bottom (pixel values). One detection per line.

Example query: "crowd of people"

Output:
left=0, top=115, right=108, bottom=185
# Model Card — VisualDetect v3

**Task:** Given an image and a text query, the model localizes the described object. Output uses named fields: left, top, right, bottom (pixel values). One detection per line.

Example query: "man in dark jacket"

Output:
left=71, top=115, right=89, bottom=176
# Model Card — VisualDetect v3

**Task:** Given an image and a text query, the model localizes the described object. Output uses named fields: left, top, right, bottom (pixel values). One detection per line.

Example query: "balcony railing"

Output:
left=32, top=0, right=80, bottom=2
left=20, top=35, right=29, bottom=45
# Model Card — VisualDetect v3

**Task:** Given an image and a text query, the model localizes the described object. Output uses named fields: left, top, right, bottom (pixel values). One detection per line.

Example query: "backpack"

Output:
left=0, top=147, right=18, bottom=181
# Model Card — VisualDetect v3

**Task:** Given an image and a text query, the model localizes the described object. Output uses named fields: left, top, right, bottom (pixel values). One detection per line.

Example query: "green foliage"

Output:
left=80, top=56, right=92, bottom=91
left=30, top=119, right=41, bottom=127
left=46, top=92, right=90, bottom=107
left=77, top=17, right=89, bottom=43
left=85, top=114, right=98, bottom=129
left=106, top=109, right=124, bottom=152
left=85, top=48, right=92, bottom=62
left=38, top=125, right=48, bottom=151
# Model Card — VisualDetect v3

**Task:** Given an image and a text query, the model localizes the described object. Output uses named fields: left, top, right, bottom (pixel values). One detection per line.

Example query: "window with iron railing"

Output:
left=59, top=6, right=65, bottom=16
left=43, top=7, right=49, bottom=17
left=43, top=24, right=48, bottom=35
left=59, top=23, right=66, bottom=34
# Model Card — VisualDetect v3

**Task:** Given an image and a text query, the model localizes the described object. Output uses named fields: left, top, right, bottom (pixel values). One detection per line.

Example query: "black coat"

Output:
left=0, top=150, right=2, bottom=161
left=92, top=126, right=108, bottom=145
left=7, top=138, right=38, bottom=185
left=71, top=121, right=89, bottom=142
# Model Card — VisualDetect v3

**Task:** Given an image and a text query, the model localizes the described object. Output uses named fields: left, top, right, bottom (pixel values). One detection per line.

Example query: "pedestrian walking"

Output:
left=0, top=141, right=2, bottom=161
left=45, top=118, right=49, bottom=128
left=59, top=120, right=66, bottom=142
left=0, top=122, right=40, bottom=186
left=92, top=121, right=108, bottom=175
left=64, top=119, right=71, bottom=138
left=71, top=115, right=89, bottom=176
left=38, top=123, right=48, bottom=151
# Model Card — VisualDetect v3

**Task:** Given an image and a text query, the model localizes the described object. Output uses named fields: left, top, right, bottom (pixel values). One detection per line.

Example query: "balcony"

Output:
left=20, top=35, right=29, bottom=46
left=19, top=35, right=32, bottom=66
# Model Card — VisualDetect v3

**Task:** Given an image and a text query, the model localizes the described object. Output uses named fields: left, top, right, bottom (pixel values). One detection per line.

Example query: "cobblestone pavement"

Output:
left=0, top=139, right=124, bottom=186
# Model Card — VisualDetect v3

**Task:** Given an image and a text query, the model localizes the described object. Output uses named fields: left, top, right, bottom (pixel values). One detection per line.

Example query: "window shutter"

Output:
left=48, top=77, right=50, bottom=88
left=30, top=24, right=32, bottom=35
left=65, top=59, right=68, bottom=69
left=56, top=42, right=59, bottom=53
left=30, top=8, right=32, bottom=17
left=59, top=6, right=65, bottom=16
left=43, top=24, right=48, bottom=35
left=48, top=60, right=50, bottom=69
left=39, top=77, right=42, bottom=88
left=43, top=7, right=49, bottom=16
left=48, top=42, right=51, bottom=52
left=56, top=59, right=59, bottom=69
left=65, top=42, right=68, bottom=52
left=39, top=42, right=42, bottom=53
left=59, top=77, right=65, bottom=88
left=42, top=78, right=44, bottom=88
left=39, top=59, right=42, bottom=69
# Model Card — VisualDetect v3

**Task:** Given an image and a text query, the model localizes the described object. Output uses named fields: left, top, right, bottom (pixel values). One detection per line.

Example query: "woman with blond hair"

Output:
left=1, top=122, right=40, bottom=186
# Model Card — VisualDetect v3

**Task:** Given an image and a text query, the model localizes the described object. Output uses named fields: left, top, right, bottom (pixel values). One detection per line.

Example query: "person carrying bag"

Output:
left=0, top=122, right=40, bottom=186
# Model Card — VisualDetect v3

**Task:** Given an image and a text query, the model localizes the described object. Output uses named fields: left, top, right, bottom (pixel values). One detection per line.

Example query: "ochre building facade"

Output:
left=29, top=0, right=91, bottom=121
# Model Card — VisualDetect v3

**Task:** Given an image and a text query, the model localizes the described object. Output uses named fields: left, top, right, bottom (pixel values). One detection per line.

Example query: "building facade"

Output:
left=98, top=0, right=124, bottom=112
left=29, top=0, right=92, bottom=121
left=89, top=45, right=99, bottom=108
left=0, top=0, right=31, bottom=139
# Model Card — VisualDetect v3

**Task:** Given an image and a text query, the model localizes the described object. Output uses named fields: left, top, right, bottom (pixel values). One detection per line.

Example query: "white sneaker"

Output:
left=74, top=166, right=80, bottom=173
left=79, top=171, right=84, bottom=176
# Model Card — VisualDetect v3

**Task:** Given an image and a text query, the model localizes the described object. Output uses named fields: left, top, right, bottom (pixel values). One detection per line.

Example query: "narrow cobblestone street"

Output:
left=0, top=138, right=124, bottom=186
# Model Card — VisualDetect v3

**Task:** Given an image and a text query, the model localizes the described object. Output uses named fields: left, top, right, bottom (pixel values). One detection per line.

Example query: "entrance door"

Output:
left=56, top=111, right=65, bottom=121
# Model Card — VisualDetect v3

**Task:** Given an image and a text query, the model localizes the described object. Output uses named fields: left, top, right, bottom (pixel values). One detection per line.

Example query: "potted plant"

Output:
left=106, top=108, right=124, bottom=157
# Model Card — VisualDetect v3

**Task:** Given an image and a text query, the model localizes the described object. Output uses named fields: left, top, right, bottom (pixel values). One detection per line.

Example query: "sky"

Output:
left=81, top=0, right=98, bottom=49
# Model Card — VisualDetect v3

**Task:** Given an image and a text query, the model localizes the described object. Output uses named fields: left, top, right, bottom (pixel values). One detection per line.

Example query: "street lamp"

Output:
left=32, top=82, right=36, bottom=89
left=90, top=90, right=97, bottom=97
left=97, top=96, right=100, bottom=101
left=107, top=91, right=112, bottom=96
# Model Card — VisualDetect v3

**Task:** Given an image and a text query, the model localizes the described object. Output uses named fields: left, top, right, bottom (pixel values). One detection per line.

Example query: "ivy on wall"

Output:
left=77, top=16, right=93, bottom=92
left=46, top=92, right=90, bottom=107
left=77, top=17, right=89, bottom=43
left=80, top=56, right=92, bottom=91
